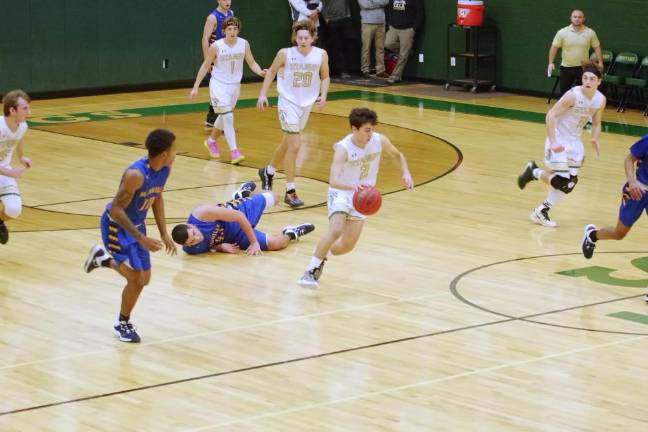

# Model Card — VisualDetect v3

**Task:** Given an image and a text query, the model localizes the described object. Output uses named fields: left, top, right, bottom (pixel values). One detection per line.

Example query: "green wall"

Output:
left=2, top=0, right=647, bottom=96
left=0, top=0, right=292, bottom=95
left=408, top=0, right=648, bottom=92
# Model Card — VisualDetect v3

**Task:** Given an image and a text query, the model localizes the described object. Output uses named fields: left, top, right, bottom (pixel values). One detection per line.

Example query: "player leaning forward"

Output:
left=298, top=107, right=413, bottom=287
left=518, top=62, right=606, bottom=227
left=0, top=90, right=32, bottom=245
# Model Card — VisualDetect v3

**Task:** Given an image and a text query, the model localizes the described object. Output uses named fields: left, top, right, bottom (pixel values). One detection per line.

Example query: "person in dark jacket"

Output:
left=384, top=0, right=424, bottom=83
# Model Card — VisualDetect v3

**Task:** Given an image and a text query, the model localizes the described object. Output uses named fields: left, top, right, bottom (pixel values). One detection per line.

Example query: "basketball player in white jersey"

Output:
left=518, top=62, right=606, bottom=227
left=190, top=16, right=267, bottom=165
left=256, top=19, right=330, bottom=208
left=298, top=107, right=413, bottom=287
left=0, top=90, right=32, bottom=245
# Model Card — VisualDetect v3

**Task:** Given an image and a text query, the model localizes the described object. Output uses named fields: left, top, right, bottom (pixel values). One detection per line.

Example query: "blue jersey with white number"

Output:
left=105, top=157, right=170, bottom=226
left=210, top=8, right=234, bottom=43
left=630, top=134, right=648, bottom=185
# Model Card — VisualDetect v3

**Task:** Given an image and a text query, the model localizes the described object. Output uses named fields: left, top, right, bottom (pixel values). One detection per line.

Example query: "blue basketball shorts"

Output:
left=100, top=211, right=151, bottom=271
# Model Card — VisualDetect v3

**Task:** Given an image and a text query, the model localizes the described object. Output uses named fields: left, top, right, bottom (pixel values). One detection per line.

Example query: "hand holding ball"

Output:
left=352, top=186, right=382, bottom=215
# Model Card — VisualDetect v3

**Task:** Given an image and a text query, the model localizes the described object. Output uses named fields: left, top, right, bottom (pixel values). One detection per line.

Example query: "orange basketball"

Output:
left=352, top=186, right=382, bottom=215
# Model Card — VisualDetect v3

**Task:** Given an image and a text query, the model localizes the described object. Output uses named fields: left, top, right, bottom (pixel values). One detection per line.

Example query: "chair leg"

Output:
left=547, top=76, right=559, bottom=104
left=618, top=87, right=628, bottom=113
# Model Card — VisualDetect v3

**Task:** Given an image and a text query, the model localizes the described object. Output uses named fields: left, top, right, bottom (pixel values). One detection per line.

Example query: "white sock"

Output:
left=537, top=188, right=565, bottom=211
left=307, top=256, right=323, bottom=271
left=286, top=182, right=296, bottom=192
left=267, top=165, right=276, bottom=175
left=532, top=168, right=543, bottom=179
left=262, top=192, right=275, bottom=208
left=221, top=112, right=237, bottom=151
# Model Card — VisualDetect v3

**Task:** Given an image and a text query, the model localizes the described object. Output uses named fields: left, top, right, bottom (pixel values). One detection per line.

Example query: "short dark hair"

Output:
left=172, top=224, right=189, bottom=245
left=349, top=107, right=378, bottom=129
left=145, top=128, right=175, bottom=157
left=582, top=61, right=602, bottom=79
left=2, top=89, right=31, bottom=116
left=222, top=16, right=241, bottom=32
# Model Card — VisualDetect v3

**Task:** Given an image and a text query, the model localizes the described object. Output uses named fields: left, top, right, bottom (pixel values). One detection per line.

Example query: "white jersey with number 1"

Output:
left=555, top=86, right=605, bottom=141
left=277, top=46, right=323, bottom=107
left=211, top=37, right=247, bottom=85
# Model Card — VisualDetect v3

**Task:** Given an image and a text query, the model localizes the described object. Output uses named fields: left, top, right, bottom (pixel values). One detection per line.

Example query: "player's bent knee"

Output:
left=550, top=174, right=578, bottom=194
left=3, top=202, right=22, bottom=219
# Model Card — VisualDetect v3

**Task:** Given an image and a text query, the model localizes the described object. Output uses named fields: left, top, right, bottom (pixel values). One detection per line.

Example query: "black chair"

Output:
left=619, top=56, right=648, bottom=113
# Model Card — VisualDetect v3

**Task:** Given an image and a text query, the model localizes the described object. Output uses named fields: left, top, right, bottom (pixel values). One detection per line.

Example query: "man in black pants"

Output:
left=322, top=0, right=353, bottom=79
left=547, top=9, right=603, bottom=97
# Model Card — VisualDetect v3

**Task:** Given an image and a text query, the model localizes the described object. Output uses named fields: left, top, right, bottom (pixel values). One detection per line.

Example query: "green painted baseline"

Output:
left=28, top=90, right=648, bottom=137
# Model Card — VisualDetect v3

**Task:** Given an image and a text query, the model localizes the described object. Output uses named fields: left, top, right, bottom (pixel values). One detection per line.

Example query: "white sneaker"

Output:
left=529, top=208, right=557, bottom=227
left=298, top=270, right=319, bottom=288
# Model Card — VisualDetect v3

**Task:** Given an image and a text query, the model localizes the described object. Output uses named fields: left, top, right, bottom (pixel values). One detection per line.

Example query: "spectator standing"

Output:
left=548, top=9, right=603, bottom=97
left=358, top=0, right=389, bottom=78
left=385, top=0, right=424, bottom=84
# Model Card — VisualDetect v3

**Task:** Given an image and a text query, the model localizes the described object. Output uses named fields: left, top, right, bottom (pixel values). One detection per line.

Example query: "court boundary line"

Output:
left=1, top=280, right=644, bottom=417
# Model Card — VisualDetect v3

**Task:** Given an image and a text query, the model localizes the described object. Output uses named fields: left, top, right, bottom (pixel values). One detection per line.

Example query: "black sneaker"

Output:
left=284, top=190, right=304, bottom=208
left=282, top=223, right=315, bottom=240
left=581, top=224, right=597, bottom=259
left=84, top=244, right=107, bottom=273
left=0, top=220, right=8, bottom=244
left=258, top=167, right=274, bottom=190
left=313, top=258, right=326, bottom=281
left=112, top=321, right=141, bottom=343
left=518, top=160, right=538, bottom=189
left=232, top=182, right=256, bottom=200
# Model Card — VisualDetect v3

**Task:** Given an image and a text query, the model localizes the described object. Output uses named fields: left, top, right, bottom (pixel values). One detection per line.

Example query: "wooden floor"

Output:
left=2, top=82, right=648, bottom=431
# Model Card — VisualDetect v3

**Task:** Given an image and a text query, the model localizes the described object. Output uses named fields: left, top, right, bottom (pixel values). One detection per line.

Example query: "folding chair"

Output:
left=603, top=52, right=639, bottom=110
left=621, top=56, right=648, bottom=114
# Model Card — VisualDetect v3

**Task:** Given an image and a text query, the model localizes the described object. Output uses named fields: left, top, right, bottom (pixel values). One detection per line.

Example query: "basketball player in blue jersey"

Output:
left=581, top=134, right=648, bottom=303
left=83, top=129, right=178, bottom=343
left=202, top=0, right=234, bottom=128
left=298, top=108, right=413, bottom=287
left=171, top=182, right=314, bottom=255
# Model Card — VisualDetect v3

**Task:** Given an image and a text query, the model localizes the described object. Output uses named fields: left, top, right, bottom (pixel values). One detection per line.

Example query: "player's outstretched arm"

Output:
left=201, top=14, right=217, bottom=58
left=194, top=205, right=260, bottom=255
left=190, top=45, right=219, bottom=99
left=109, top=170, right=163, bottom=252
left=257, top=49, right=286, bottom=110
left=316, top=51, right=330, bottom=110
left=244, top=41, right=267, bottom=78
left=381, top=135, right=414, bottom=189
left=151, top=192, right=176, bottom=256
left=546, top=91, right=575, bottom=152
left=624, top=153, right=644, bottom=200
left=328, top=146, right=354, bottom=190
left=590, top=97, right=606, bottom=157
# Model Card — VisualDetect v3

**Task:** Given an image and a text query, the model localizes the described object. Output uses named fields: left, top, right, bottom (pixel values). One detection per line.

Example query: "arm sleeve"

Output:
left=590, top=30, right=601, bottom=49
left=551, top=29, right=564, bottom=48
left=288, top=0, right=311, bottom=16
left=630, top=136, right=648, bottom=160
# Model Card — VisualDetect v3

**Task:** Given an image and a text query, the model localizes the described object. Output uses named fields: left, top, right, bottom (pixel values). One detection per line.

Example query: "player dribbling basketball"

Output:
left=297, top=107, right=414, bottom=287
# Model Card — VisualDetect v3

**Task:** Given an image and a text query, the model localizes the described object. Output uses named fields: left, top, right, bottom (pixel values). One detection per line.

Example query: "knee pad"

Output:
left=550, top=174, right=578, bottom=194
left=1, top=195, right=22, bottom=218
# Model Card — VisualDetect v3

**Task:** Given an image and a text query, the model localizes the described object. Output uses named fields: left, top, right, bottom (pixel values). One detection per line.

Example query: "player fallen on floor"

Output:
left=171, top=181, right=314, bottom=255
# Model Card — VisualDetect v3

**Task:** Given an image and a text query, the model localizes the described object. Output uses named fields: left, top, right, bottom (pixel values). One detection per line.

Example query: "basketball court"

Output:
left=1, top=81, right=648, bottom=430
